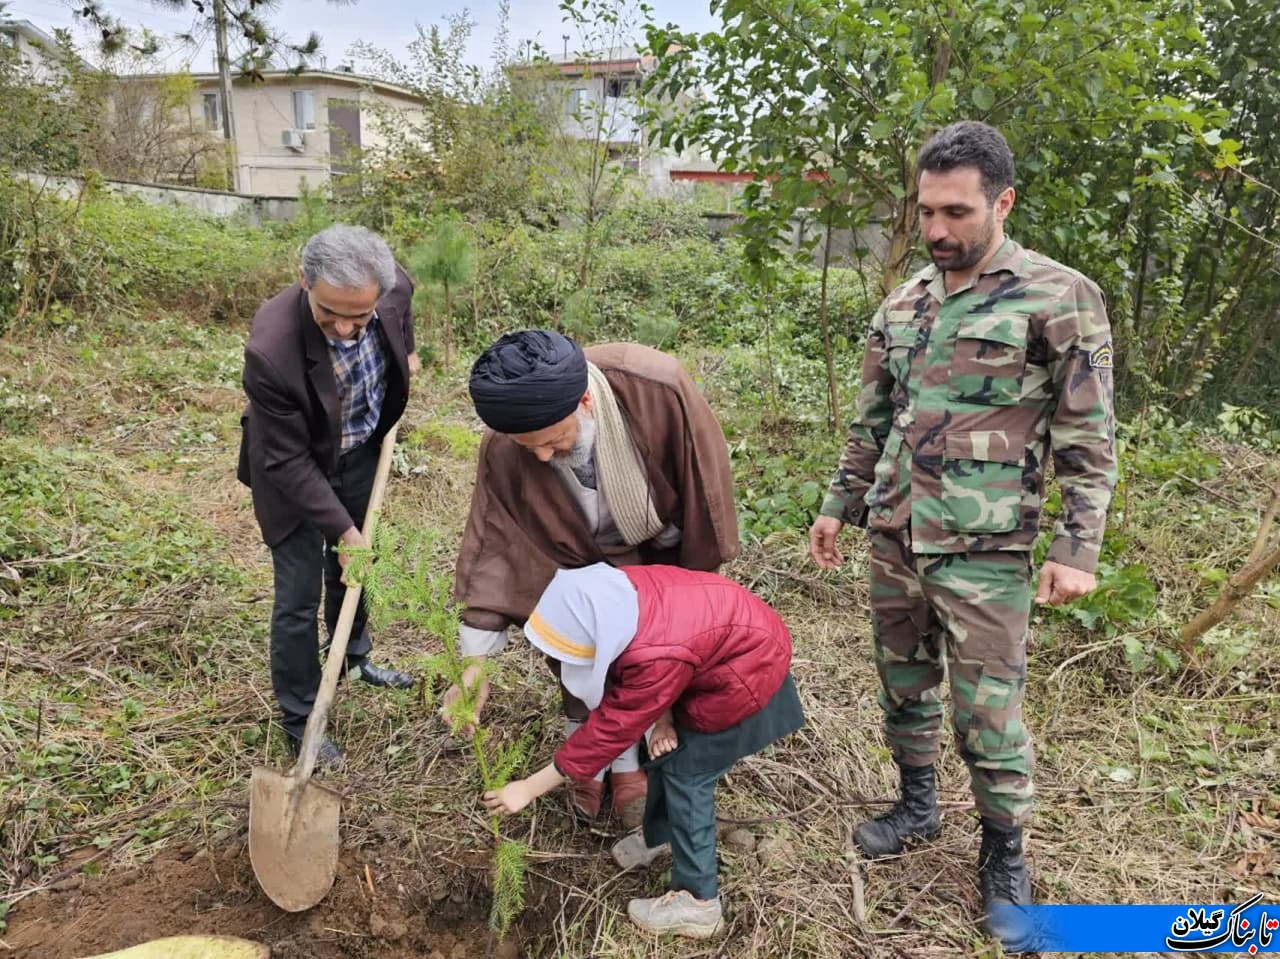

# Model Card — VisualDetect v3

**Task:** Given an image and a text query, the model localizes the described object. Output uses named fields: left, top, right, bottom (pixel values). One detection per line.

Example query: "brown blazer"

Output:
left=237, top=265, right=415, bottom=547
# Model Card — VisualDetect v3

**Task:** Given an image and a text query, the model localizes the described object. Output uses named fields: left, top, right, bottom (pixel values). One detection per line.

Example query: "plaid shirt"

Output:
left=328, top=313, right=388, bottom=453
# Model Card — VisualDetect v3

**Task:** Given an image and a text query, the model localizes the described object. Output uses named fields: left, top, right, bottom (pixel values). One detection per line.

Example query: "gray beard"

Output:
left=555, top=412, right=597, bottom=472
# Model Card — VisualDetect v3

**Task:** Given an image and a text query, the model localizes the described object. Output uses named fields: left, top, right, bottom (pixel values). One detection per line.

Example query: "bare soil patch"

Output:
left=5, top=835, right=503, bottom=959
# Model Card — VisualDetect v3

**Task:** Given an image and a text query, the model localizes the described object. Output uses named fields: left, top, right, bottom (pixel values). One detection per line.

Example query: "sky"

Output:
left=5, top=0, right=720, bottom=73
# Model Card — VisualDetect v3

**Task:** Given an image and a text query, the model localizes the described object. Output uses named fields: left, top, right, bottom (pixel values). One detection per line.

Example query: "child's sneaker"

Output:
left=627, top=890, right=724, bottom=938
left=610, top=830, right=669, bottom=869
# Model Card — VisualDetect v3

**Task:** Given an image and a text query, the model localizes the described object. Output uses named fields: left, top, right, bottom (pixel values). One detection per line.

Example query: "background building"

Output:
left=182, top=68, right=426, bottom=196
left=512, top=45, right=715, bottom=195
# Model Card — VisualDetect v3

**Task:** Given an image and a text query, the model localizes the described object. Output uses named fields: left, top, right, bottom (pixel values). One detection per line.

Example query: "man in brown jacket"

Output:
left=448, top=330, right=740, bottom=826
left=239, top=224, right=418, bottom=768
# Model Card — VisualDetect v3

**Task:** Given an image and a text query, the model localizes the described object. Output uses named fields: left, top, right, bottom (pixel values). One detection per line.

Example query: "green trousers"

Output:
left=642, top=675, right=806, bottom=899
left=869, top=531, right=1034, bottom=827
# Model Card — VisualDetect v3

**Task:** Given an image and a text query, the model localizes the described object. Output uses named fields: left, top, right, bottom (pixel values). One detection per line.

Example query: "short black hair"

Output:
left=917, top=121, right=1015, bottom=204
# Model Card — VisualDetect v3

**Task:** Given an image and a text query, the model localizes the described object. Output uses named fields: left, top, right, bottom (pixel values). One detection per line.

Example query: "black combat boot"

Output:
left=979, top=819, right=1036, bottom=951
left=854, top=763, right=942, bottom=859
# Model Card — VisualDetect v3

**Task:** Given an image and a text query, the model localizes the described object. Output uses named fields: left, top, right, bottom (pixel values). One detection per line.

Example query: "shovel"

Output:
left=249, top=424, right=399, bottom=912
left=82, top=936, right=269, bottom=959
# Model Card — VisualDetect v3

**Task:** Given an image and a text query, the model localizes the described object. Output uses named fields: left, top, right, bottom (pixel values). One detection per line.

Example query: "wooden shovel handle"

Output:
left=291, top=423, right=400, bottom=782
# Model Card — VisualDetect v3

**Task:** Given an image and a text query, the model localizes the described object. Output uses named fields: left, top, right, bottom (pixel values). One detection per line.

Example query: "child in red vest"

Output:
left=483, top=562, right=805, bottom=938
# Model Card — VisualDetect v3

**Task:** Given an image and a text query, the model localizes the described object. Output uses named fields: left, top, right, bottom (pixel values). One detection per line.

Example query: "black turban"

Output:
left=469, top=330, right=589, bottom=433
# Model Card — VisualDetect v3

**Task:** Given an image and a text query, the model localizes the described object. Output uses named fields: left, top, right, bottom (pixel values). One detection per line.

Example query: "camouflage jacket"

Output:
left=819, top=238, right=1117, bottom=573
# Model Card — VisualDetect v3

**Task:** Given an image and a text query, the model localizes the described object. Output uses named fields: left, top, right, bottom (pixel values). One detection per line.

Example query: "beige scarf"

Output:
left=586, top=362, right=665, bottom=546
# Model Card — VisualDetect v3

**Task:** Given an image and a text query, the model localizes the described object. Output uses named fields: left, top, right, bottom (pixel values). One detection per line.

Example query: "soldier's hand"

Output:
left=1035, top=561, right=1096, bottom=606
left=809, top=515, right=846, bottom=569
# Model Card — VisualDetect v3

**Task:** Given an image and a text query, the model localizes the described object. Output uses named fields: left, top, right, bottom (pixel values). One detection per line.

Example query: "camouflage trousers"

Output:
left=868, top=531, right=1034, bottom=827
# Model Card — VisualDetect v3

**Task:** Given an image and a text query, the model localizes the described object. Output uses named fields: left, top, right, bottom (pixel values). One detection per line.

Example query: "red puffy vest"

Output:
left=554, top=565, right=793, bottom=781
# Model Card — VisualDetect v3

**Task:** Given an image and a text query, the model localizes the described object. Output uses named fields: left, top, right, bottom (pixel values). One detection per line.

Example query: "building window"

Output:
left=292, top=89, right=316, bottom=130
left=202, top=92, right=221, bottom=130
left=566, top=87, right=587, bottom=117
left=0, top=29, right=17, bottom=48
left=606, top=77, right=634, bottom=98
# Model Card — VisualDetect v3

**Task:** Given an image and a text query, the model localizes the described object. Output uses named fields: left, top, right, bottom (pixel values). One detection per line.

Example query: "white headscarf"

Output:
left=523, top=563, right=640, bottom=709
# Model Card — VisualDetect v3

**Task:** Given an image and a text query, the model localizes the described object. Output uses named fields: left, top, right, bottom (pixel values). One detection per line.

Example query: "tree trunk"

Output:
left=1121, top=201, right=1156, bottom=403
left=443, top=280, right=453, bottom=362
left=818, top=215, right=840, bottom=434
left=213, top=0, right=239, bottom=192
left=875, top=11, right=950, bottom=296
left=1230, top=298, right=1280, bottom=392
left=930, top=14, right=953, bottom=87
left=880, top=181, right=917, bottom=296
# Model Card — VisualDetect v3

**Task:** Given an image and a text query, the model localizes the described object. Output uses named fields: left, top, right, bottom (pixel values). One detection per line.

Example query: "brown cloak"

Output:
left=454, top=343, right=740, bottom=633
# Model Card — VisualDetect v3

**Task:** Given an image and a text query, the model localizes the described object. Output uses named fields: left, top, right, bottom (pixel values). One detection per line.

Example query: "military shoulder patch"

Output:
left=1088, top=342, right=1114, bottom=369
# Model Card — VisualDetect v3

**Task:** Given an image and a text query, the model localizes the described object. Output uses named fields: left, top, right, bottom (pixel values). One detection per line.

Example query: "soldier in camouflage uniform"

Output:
left=809, top=121, right=1117, bottom=950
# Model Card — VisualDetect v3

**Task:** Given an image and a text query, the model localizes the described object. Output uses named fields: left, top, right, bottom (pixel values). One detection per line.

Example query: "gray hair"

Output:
left=300, top=225, right=396, bottom=294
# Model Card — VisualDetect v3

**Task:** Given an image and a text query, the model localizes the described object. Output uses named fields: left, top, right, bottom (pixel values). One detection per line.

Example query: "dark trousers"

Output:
left=640, top=676, right=806, bottom=902
left=644, top=760, right=733, bottom=901
left=268, top=440, right=377, bottom=741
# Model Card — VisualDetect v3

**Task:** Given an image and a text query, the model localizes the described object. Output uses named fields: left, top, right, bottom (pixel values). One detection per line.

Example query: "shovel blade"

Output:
left=82, top=936, right=269, bottom=959
left=248, top=764, right=341, bottom=912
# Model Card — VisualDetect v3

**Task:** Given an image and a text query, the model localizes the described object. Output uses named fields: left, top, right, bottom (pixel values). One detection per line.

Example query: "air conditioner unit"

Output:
left=281, top=129, right=306, bottom=152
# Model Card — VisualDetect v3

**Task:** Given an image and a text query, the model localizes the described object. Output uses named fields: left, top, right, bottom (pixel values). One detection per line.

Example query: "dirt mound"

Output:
left=5, top=838, right=507, bottom=959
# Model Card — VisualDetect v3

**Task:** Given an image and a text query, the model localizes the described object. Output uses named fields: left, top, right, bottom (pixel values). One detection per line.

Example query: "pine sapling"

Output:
left=358, top=520, right=532, bottom=939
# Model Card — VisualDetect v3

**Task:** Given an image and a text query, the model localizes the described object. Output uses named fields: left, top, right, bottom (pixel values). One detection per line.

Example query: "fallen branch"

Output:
left=889, top=867, right=944, bottom=926
left=1172, top=472, right=1247, bottom=510
left=1180, top=485, right=1280, bottom=654
left=846, top=850, right=867, bottom=925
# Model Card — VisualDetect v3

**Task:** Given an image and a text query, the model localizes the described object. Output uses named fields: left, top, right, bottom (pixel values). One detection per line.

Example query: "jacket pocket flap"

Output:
left=945, top=430, right=1024, bottom=466
left=954, top=312, right=1029, bottom=347
left=884, top=309, right=919, bottom=327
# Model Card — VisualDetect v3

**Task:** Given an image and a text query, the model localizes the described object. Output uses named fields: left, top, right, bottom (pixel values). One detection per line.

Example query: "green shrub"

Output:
left=78, top=194, right=292, bottom=322
left=0, top=174, right=294, bottom=331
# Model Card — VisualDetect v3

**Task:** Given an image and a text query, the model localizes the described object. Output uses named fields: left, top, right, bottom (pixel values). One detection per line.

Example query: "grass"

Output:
left=0, top=309, right=1277, bottom=957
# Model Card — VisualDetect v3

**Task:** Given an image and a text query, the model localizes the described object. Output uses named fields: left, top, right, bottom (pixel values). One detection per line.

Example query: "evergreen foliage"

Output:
left=357, top=522, right=531, bottom=940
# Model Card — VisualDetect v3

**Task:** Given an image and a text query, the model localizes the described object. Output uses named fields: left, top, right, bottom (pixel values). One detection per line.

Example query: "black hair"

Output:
left=917, top=121, right=1014, bottom=203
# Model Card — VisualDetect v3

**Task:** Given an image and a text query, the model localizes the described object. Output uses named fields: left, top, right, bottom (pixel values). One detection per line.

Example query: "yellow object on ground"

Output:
left=81, top=935, right=269, bottom=959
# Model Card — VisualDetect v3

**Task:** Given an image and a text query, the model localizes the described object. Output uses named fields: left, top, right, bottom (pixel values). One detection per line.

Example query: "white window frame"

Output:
left=566, top=87, right=587, bottom=117
left=202, top=92, right=221, bottom=130
left=292, top=89, right=316, bottom=130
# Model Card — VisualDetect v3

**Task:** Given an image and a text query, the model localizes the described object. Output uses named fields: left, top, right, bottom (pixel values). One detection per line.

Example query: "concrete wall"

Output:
left=702, top=211, right=892, bottom=268
left=18, top=171, right=890, bottom=260
left=1, top=22, right=66, bottom=83
left=16, top=170, right=298, bottom=222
